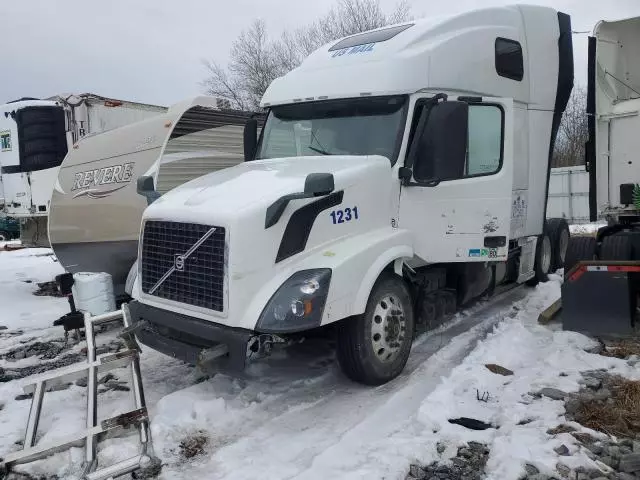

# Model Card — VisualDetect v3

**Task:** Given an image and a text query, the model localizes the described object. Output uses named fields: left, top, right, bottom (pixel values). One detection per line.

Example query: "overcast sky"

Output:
left=4, top=0, right=640, bottom=106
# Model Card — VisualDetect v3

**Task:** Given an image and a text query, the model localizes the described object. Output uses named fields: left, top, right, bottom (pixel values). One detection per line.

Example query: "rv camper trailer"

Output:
left=48, top=96, right=261, bottom=298
left=0, top=94, right=166, bottom=246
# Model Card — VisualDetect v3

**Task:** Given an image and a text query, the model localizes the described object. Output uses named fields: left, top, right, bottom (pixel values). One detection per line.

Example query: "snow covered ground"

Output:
left=0, top=249, right=637, bottom=480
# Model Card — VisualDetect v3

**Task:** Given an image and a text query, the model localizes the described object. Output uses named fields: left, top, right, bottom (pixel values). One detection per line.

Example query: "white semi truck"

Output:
left=125, top=4, right=573, bottom=385
left=0, top=94, right=165, bottom=246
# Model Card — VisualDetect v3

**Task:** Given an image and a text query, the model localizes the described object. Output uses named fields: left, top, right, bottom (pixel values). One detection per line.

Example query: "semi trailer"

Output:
left=0, top=94, right=165, bottom=246
left=547, top=14, right=640, bottom=336
left=118, top=4, right=574, bottom=385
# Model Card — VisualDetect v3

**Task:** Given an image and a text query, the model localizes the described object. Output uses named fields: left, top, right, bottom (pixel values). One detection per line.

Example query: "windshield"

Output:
left=256, top=95, right=408, bottom=164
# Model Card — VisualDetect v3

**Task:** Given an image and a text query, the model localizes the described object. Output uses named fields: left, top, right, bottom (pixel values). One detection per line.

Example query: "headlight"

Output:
left=256, top=269, right=332, bottom=333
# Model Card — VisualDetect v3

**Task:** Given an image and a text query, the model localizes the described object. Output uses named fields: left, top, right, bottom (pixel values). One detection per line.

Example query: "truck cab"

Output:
left=127, top=4, right=573, bottom=384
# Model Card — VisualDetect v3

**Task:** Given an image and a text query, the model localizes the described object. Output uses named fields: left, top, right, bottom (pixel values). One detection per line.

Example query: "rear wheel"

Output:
left=526, top=233, right=552, bottom=286
left=599, top=234, right=632, bottom=261
left=564, top=236, right=596, bottom=273
left=0, top=231, right=9, bottom=241
left=547, top=218, right=570, bottom=272
left=337, top=273, right=415, bottom=385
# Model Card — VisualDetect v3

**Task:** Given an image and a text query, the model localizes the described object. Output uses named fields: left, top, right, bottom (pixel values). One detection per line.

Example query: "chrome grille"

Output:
left=141, top=221, right=225, bottom=311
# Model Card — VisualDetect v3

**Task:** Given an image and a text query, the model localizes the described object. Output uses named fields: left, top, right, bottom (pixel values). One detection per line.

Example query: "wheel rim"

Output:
left=541, top=236, right=552, bottom=273
left=558, top=229, right=569, bottom=264
left=0, top=234, right=6, bottom=242
left=370, top=294, right=406, bottom=364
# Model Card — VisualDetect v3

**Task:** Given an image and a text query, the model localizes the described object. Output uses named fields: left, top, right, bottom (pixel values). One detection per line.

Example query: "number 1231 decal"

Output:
left=330, top=207, right=359, bottom=224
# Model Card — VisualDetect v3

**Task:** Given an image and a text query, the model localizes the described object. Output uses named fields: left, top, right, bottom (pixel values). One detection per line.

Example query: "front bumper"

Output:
left=128, top=300, right=253, bottom=371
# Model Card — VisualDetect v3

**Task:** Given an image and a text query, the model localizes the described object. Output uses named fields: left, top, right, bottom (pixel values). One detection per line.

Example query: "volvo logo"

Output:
left=148, top=227, right=216, bottom=295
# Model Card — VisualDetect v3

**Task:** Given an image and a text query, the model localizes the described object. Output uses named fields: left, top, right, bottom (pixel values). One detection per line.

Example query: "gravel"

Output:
left=520, top=371, right=640, bottom=480
left=0, top=339, right=124, bottom=383
left=406, top=442, right=489, bottom=480
left=619, top=454, right=640, bottom=473
left=536, top=387, right=569, bottom=401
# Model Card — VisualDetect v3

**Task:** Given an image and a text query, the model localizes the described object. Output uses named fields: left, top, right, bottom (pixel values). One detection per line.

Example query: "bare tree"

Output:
left=203, top=0, right=412, bottom=110
left=553, top=85, right=589, bottom=167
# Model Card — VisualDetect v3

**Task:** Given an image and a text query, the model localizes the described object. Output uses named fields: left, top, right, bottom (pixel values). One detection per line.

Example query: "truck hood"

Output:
left=145, top=155, right=390, bottom=220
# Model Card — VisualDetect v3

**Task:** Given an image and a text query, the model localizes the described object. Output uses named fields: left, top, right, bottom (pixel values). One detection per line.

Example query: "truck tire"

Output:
left=526, top=233, right=552, bottom=286
left=23, top=138, right=60, bottom=156
left=21, top=153, right=63, bottom=171
left=337, top=273, right=415, bottom=385
left=547, top=218, right=570, bottom=272
left=22, top=123, right=60, bottom=139
left=0, top=231, right=10, bottom=241
left=19, top=109, right=57, bottom=124
left=564, top=236, right=596, bottom=273
left=599, top=234, right=632, bottom=261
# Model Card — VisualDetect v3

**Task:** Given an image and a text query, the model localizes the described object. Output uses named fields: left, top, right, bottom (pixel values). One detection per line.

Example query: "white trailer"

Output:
left=0, top=94, right=165, bottom=246
left=551, top=14, right=640, bottom=337
left=124, top=5, right=573, bottom=385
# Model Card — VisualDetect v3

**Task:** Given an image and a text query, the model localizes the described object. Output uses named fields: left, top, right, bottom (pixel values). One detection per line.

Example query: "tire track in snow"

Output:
left=155, top=286, right=530, bottom=480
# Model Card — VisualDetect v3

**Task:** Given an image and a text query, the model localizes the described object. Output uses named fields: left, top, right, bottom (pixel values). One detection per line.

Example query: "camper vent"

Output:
left=141, top=221, right=226, bottom=312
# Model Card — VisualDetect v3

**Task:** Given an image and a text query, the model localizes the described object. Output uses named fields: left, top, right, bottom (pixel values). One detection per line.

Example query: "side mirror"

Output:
left=137, top=176, right=161, bottom=205
left=304, top=173, right=334, bottom=196
left=244, top=119, right=258, bottom=162
left=413, top=101, right=468, bottom=184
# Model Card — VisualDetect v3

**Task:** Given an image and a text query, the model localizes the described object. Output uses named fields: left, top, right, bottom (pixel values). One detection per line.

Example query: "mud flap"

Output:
left=562, top=262, right=639, bottom=336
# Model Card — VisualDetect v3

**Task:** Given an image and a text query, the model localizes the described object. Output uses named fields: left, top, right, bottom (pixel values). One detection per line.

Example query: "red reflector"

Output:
left=608, top=265, right=640, bottom=272
left=567, top=266, right=586, bottom=283
left=568, top=264, right=640, bottom=282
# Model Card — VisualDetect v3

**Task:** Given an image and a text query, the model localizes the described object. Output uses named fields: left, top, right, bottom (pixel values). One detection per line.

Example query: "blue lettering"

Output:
left=330, top=43, right=375, bottom=58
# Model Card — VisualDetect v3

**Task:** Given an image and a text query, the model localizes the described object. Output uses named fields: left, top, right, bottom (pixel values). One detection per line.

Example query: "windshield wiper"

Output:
left=308, top=130, right=331, bottom=155
left=308, top=145, right=331, bottom=155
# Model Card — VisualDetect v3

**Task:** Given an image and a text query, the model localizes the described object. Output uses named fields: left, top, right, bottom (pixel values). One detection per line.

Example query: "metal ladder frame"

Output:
left=0, top=304, right=159, bottom=479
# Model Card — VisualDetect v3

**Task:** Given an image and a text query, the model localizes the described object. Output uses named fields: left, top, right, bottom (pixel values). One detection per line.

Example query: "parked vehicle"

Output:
left=0, top=215, right=19, bottom=241
left=0, top=94, right=165, bottom=246
left=48, top=96, right=260, bottom=298
left=545, top=14, right=640, bottom=337
left=120, top=4, right=575, bottom=385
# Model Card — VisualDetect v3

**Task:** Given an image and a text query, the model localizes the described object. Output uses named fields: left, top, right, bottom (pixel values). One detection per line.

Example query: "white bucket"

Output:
left=71, top=272, right=116, bottom=316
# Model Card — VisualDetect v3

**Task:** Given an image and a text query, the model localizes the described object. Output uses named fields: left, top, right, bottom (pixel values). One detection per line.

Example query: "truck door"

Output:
left=399, top=96, right=514, bottom=263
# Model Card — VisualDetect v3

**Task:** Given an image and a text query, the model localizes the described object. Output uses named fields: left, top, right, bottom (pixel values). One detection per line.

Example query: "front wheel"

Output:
left=337, top=273, right=415, bottom=385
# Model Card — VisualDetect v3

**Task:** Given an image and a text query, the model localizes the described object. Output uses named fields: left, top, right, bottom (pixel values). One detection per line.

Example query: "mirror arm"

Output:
left=265, top=192, right=313, bottom=229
